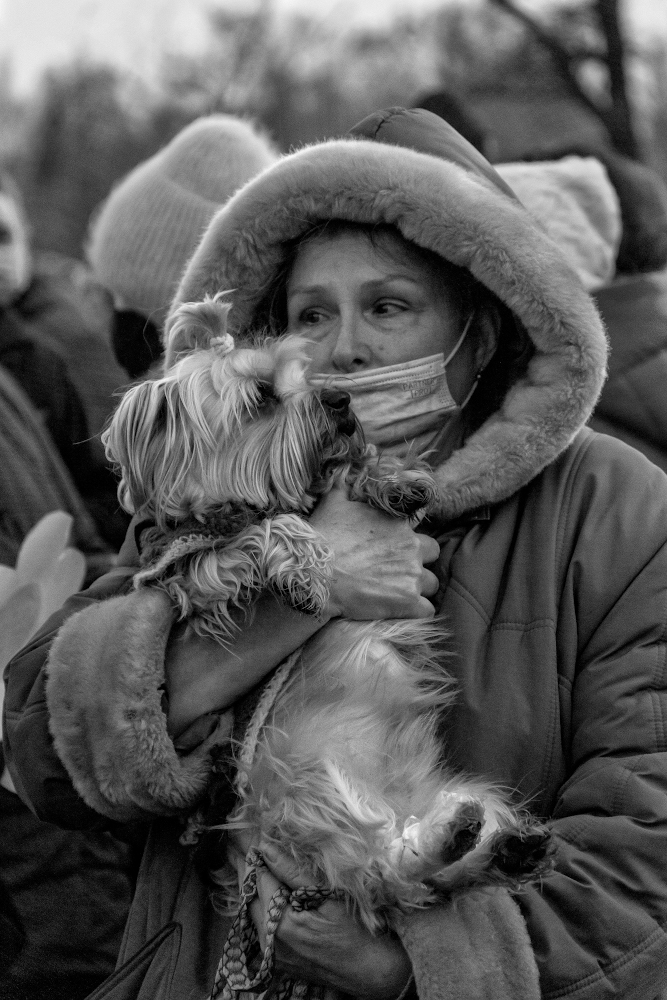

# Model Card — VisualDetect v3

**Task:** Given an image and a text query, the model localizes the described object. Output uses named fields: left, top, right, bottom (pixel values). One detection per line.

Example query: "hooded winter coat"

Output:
left=5, top=108, right=667, bottom=1000
left=506, top=141, right=667, bottom=475
left=0, top=364, right=113, bottom=579
left=0, top=269, right=130, bottom=547
left=589, top=269, right=667, bottom=472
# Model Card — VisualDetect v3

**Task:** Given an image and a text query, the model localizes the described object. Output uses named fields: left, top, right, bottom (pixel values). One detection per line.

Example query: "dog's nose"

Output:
left=321, top=389, right=351, bottom=412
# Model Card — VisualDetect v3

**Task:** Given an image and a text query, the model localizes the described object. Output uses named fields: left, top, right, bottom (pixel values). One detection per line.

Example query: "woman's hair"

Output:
left=253, top=219, right=533, bottom=438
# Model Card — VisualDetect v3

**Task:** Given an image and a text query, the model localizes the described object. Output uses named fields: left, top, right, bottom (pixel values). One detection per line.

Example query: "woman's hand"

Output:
left=310, top=483, right=440, bottom=621
left=251, top=843, right=413, bottom=1000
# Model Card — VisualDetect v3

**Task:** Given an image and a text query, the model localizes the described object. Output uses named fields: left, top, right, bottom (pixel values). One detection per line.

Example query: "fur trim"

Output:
left=46, top=588, right=232, bottom=821
left=170, top=137, right=608, bottom=518
left=394, top=888, right=541, bottom=1000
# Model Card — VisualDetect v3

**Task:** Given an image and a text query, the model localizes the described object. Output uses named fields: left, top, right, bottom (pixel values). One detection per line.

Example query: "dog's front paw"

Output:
left=351, top=469, right=439, bottom=520
left=263, top=513, right=334, bottom=616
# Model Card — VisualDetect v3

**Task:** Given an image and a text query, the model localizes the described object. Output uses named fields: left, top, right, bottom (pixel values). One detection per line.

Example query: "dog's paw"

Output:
left=488, top=824, right=555, bottom=882
left=263, top=513, right=333, bottom=616
left=418, top=793, right=485, bottom=866
left=392, top=793, right=486, bottom=881
left=352, top=471, right=439, bottom=520
left=439, top=800, right=485, bottom=864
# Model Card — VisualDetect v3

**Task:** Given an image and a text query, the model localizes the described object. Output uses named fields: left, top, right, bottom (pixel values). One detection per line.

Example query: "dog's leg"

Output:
left=403, top=792, right=554, bottom=892
left=347, top=463, right=439, bottom=520
left=160, top=515, right=332, bottom=642
left=258, top=513, right=334, bottom=616
left=388, top=780, right=554, bottom=892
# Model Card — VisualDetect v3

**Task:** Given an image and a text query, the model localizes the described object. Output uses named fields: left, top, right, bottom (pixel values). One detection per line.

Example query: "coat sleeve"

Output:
left=3, top=568, right=232, bottom=828
left=2, top=570, right=136, bottom=828
left=519, top=432, right=667, bottom=1000
left=44, top=587, right=233, bottom=823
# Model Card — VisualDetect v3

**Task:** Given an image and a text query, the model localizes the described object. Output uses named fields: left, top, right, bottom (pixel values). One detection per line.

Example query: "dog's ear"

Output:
left=164, top=291, right=235, bottom=367
left=102, top=377, right=166, bottom=517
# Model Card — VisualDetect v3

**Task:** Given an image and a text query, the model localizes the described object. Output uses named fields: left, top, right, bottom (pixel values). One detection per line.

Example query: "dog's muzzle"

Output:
left=321, top=388, right=351, bottom=411
left=321, top=389, right=356, bottom=437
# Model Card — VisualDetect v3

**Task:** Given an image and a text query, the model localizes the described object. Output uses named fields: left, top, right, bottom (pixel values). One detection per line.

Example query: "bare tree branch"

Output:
left=488, top=0, right=640, bottom=158
left=489, top=0, right=601, bottom=115
left=595, top=0, right=639, bottom=156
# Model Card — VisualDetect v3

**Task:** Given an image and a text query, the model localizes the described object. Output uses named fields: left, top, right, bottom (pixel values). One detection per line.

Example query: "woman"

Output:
left=5, top=107, right=667, bottom=1000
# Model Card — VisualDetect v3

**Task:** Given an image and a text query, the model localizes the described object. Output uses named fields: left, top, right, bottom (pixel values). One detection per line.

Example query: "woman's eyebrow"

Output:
left=366, top=274, right=422, bottom=287
left=288, top=274, right=422, bottom=297
left=287, top=283, right=331, bottom=297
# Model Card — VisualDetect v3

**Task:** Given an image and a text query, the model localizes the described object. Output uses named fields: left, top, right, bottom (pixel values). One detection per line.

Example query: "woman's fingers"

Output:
left=418, top=534, right=440, bottom=604
left=311, top=490, right=441, bottom=621
left=260, top=843, right=312, bottom=888
left=417, top=532, right=440, bottom=567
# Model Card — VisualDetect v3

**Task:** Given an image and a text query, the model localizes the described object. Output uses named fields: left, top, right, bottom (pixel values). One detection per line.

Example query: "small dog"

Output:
left=103, top=293, right=552, bottom=934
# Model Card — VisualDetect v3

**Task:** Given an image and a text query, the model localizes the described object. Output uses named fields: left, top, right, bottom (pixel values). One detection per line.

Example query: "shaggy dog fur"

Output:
left=101, top=294, right=553, bottom=933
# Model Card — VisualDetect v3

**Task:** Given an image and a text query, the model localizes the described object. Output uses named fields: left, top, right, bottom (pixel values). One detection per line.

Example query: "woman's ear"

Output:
left=472, top=302, right=501, bottom=375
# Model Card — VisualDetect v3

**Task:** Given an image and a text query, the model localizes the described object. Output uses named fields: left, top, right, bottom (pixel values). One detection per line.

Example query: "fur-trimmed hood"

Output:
left=167, top=107, right=608, bottom=520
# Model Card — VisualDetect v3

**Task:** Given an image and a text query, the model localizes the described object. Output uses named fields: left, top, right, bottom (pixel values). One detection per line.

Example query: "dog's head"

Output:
left=103, top=293, right=366, bottom=529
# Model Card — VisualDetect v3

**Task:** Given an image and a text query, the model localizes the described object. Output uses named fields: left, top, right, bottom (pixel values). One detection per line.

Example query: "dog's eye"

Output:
left=257, top=381, right=278, bottom=404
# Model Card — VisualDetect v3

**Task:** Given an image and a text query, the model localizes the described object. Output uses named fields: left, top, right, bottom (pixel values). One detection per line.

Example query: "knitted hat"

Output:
left=86, top=115, right=278, bottom=324
left=519, top=143, right=667, bottom=276
left=495, top=156, right=622, bottom=292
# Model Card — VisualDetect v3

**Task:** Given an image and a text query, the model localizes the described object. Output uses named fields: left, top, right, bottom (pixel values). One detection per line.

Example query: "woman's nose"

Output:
left=330, top=311, right=371, bottom=372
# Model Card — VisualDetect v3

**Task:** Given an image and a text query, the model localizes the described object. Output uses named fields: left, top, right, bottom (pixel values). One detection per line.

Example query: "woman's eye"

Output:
left=373, top=299, right=407, bottom=317
left=299, top=308, right=325, bottom=325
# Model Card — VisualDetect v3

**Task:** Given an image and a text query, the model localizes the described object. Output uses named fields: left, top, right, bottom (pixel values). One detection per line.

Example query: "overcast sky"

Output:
left=0, top=0, right=664, bottom=97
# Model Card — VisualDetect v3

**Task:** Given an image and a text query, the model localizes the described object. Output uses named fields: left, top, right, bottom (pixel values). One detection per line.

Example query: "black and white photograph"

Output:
left=1, top=1, right=667, bottom=998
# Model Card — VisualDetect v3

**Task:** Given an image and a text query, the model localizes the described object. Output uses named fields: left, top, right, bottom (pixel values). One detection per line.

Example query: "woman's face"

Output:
left=285, top=229, right=463, bottom=373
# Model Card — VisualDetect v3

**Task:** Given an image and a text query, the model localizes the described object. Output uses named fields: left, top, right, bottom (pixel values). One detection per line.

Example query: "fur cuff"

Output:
left=46, top=588, right=232, bottom=822
left=394, top=889, right=540, bottom=1000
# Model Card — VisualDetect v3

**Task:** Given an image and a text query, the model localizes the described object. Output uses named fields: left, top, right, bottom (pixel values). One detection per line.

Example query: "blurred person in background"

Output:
left=6, top=106, right=667, bottom=1000
left=0, top=364, right=113, bottom=580
left=577, top=147, right=667, bottom=469
left=0, top=172, right=127, bottom=546
left=85, top=113, right=278, bottom=382
left=0, top=114, right=277, bottom=1000
left=0, top=361, right=125, bottom=1000
left=512, top=143, right=667, bottom=472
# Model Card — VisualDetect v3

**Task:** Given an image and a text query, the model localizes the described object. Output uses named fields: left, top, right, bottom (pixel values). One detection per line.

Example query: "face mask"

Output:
left=311, top=312, right=476, bottom=453
left=112, top=309, right=163, bottom=379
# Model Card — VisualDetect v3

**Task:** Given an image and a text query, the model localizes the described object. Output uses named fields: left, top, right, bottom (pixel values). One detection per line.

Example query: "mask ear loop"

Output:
left=446, top=310, right=484, bottom=410
left=458, top=369, right=482, bottom=410
left=442, top=309, right=476, bottom=367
